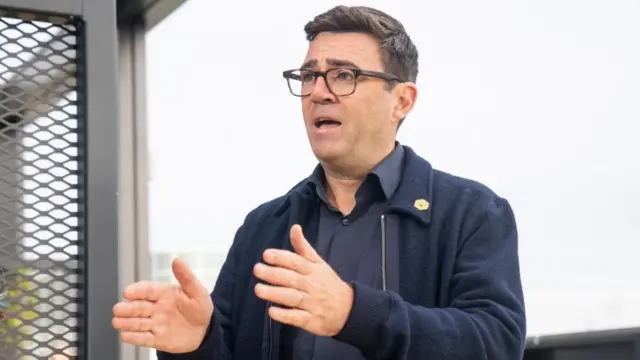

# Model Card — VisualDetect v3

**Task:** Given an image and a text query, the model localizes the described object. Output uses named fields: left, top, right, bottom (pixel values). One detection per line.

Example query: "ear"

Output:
left=391, top=82, right=418, bottom=126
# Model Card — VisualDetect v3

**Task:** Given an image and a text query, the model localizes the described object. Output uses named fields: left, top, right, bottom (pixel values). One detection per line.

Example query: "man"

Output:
left=112, top=5, right=526, bottom=360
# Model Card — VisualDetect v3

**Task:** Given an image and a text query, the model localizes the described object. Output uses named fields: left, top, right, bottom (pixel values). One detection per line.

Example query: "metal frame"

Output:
left=0, top=0, right=82, bottom=16
left=84, top=1, right=152, bottom=360
left=117, top=19, right=151, bottom=360
left=81, top=0, right=122, bottom=359
left=118, top=0, right=190, bottom=30
left=525, top=327, right=640, bottom=360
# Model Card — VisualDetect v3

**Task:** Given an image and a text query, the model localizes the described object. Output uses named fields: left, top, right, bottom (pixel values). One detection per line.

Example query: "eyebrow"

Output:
left=300, top=58, right=362, bottom=70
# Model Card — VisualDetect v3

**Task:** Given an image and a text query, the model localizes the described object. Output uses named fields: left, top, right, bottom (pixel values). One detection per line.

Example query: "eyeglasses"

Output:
left=282, top=68, right=403, bottom=97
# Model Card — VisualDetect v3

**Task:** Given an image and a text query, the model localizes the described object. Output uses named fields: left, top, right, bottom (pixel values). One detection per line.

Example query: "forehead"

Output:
left=302, top=32, right=382, bottom=70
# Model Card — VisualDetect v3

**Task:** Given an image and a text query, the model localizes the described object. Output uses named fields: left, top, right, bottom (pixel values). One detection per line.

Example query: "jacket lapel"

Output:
left=387, top=146, right=435, bottom=301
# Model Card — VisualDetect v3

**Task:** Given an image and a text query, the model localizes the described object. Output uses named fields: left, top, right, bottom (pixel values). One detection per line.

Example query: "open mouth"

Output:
left=314, top=118, right=342, bottom=128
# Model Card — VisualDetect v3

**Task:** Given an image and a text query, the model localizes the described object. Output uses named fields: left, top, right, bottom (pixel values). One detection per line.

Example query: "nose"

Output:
left=309, top=76, right=336, bottom=103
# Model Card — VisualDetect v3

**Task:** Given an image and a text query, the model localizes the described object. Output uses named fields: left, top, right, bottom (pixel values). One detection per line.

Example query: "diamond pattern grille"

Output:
left=0, top=12, right=83, bottom=360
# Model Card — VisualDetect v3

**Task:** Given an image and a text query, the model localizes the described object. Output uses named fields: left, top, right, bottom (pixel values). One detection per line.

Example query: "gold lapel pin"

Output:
left=414, top=199, right=430, bottom=211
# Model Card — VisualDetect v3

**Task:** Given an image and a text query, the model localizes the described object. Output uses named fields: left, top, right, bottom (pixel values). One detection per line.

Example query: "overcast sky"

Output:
left=145, top=0, right=640, bottom=337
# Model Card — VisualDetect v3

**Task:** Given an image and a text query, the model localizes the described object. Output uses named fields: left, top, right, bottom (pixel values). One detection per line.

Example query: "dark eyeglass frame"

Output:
left=282, top=68, right=404, bottom=97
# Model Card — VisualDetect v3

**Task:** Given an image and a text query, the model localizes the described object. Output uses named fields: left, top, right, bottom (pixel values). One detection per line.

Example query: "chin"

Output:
left=309, top=142, right=346, bottom=162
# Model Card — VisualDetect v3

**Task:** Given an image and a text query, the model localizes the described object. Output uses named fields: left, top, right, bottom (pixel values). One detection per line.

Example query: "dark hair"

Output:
left=304, top=6, right=419, bottom=84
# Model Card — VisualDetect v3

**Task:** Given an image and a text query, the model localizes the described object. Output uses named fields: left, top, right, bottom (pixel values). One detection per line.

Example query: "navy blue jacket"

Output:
left=158, top=146, right=526, bottom=360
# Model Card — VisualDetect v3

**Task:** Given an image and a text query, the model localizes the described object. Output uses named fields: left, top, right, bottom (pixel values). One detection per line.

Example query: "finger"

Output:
left=262, top=249, right=313, bottom=275
left=268, top=305, right=312, bottom=329
left=113, top=300, right=154, bottom=318
left=112, top=317, right=154, bottom=332
left=120, top=331, right=155, bottom=348
left=254, top=283, right=308, bottom=309
left=253, top=263, right=309, bottom=291
left=172, top=257, right=208, bottom=299
left=290, top=224, right=322, bottom=262
left=123, top=281, right=166, bottom=302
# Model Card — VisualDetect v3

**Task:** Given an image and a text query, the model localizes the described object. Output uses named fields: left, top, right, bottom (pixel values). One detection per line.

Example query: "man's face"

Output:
left=299, top=32, right=412, bottom=168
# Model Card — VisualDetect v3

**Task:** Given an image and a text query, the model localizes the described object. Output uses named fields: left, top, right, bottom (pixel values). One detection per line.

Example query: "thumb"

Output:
left=172, top=258, right=208, bottom=298
left=290, top=224, right=321, bottom=262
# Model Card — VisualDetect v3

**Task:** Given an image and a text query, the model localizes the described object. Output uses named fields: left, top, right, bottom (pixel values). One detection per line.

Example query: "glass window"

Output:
left=155, top=275, right=173, bottom=284
left=153, top=253, right=172, bottom=271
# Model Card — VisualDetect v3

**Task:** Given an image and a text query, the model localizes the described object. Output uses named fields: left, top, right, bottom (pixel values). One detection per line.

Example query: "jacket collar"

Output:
left=387, top=145, right=433, bottom=225
left=275, top=145, right=433, bottom=226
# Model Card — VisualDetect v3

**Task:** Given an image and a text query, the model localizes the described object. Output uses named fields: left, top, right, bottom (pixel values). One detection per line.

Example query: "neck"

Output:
left=323, top=174, right=361, bottom=215
left=321, top=141, right=396, bottom=214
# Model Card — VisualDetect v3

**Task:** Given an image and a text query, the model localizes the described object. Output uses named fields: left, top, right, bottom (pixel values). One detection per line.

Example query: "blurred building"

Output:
left=150, top=251, right=227, bottom=292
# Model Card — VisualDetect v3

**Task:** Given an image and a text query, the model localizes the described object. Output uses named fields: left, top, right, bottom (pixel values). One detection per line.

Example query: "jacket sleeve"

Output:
left=157, top=222, right=247, bottom=360
left=333, top=197, right=526, bottom=360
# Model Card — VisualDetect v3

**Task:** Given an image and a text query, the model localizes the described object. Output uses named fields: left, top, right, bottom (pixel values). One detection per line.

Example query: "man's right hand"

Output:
left=112, top=258, right=214, bottom=353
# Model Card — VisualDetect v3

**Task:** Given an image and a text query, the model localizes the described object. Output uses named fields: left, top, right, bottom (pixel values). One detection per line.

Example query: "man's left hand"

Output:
left=253, top=224, right=354, bottom=336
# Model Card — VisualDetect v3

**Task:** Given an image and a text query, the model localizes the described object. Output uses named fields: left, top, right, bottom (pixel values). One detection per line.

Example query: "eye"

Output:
left=299, top=71, right=316, bottom=82
left=332, top=69, right=355, bottom=82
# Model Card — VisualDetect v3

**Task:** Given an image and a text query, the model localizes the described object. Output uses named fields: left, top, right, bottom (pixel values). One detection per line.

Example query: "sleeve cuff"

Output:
left=333, top=281, right=391, bottom=349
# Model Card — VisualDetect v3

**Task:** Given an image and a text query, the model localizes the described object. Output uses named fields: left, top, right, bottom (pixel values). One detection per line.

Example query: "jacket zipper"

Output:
left=267, top=301, right=273, bottom=360
left=380, top=215, right=387, bottom=291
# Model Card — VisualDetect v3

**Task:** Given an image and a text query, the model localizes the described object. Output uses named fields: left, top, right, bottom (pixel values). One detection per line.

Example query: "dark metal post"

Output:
left=81, top=0, right=123, bottom=359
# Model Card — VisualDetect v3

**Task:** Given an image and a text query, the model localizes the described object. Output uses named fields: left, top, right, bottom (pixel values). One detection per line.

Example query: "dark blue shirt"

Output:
left=280, top=144, right=405, bottom=360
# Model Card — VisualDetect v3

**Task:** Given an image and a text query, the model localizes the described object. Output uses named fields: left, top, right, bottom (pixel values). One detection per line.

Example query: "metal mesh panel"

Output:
left=0, top=11, right=83, bottom=360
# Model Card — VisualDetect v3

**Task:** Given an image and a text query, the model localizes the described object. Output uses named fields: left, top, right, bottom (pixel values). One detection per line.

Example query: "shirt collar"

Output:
left=307, top=141, right=405, bottom=203
left=277, top=144, right=433, bottom=226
